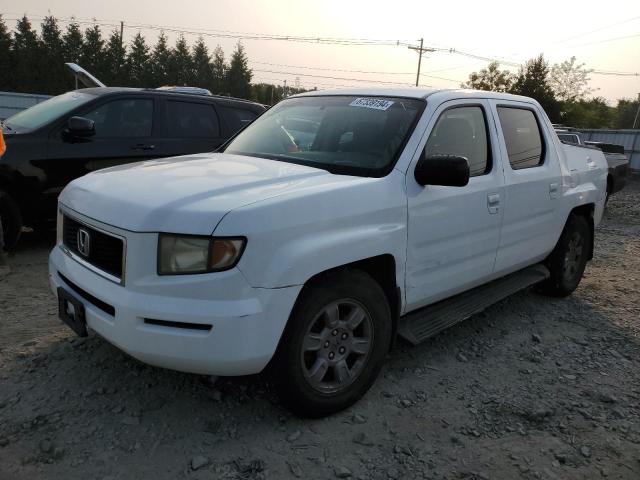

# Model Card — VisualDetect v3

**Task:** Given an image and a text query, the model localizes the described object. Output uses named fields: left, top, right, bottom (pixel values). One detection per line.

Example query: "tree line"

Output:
left=0, top=14, right=306, bottom=105
left=462, top=55, right=639, bottom=129
left=1, top=15, right=638, bottom=128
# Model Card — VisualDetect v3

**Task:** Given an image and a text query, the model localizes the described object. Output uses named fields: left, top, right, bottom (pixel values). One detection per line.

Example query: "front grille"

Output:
left=63, top=215, right=124, bottom=280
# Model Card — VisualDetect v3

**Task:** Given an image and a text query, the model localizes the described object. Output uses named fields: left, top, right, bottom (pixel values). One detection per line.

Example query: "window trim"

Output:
left=495, top=104, right=547, bottom=171
left=164, top=100, right=221, bottom=139
left=76, top=96, right=156, bottom=139
left=422, top=102, right=493, bottom=177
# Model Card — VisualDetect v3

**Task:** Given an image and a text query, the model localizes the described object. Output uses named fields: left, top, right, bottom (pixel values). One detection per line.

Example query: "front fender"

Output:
left=214, top=170, right=408, bottom=290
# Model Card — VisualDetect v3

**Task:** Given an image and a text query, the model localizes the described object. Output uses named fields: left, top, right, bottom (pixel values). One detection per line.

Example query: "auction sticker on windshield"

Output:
left=349, top=98, right=395, bottom=110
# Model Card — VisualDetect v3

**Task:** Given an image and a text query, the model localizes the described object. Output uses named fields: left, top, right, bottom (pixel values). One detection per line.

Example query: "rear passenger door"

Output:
left=159, top=99, right=224, bottom=156
left=489, top=101, right=563, bottom=275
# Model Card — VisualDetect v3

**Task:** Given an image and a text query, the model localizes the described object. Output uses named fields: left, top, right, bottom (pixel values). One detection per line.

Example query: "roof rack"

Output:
left=155, top=86, right=212, bottom=96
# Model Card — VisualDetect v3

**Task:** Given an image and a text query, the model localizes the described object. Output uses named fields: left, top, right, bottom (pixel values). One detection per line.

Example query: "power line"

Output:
left=252, top=75, right=362, bottom=89
left=251, top=60, right=465, bottom=82
left=251, top=61, right=414, bottom=75
left=2, top=15, right=412, bottom=47
left=592, top=70, right=639, bottom=77
left=4, top=14, right=639, bottom=79
left=554, top=15, right=640, bottom=44
left=251, top=69, right=414, bottom=86
left=567, top=32, right=640, bottom=48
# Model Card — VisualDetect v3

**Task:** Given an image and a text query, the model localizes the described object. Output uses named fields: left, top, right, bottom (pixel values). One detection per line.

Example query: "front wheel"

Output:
left=539, top=214, right=591, bottom=297
left=272, top=270, right=392, bottom=417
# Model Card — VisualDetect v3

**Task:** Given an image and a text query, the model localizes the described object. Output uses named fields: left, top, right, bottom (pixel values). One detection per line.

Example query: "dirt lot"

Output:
left=1, top=177, right=639, bottom=480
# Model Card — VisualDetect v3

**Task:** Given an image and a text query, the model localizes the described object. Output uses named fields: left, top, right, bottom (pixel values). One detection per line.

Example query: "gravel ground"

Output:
left=1, top=177, right=639, bottom=480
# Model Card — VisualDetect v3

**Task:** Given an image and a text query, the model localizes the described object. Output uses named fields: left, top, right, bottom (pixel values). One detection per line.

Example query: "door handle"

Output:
left=487, top=193, right=500, bottom=214
left=549, top=182, right=559, bottom=199
left=131, top=143, right=155, bottom=151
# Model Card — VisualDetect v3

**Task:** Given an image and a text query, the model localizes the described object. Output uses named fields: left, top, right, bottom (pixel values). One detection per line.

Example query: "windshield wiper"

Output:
left=0, top=121, right=12, bottom=132
left=234, top=152, right=332, bottom=173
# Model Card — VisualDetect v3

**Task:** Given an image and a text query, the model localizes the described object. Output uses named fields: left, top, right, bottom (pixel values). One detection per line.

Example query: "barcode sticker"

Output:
left=349, top=98, right=395, bottom=111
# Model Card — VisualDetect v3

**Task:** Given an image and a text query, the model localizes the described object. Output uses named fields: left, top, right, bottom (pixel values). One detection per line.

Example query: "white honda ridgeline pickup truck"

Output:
left=50, top=88, right=607, bottom=417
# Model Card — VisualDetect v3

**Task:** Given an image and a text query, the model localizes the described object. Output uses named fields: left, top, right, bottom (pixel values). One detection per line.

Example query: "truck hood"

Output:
left=60, top=153, right=340, bottom=234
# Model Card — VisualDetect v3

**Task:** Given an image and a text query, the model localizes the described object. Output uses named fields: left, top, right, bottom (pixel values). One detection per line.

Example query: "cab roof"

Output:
left=291, top=87, right=537, bottom=104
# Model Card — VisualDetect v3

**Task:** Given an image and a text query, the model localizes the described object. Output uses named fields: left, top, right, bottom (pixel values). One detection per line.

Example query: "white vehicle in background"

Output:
left=49, top=88, right=608, bottom=417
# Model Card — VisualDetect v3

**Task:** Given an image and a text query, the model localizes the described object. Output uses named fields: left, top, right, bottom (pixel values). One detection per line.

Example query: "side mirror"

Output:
left=414, top=154, right=470, bottom=187
left=66, top=116, right=95, bottom=137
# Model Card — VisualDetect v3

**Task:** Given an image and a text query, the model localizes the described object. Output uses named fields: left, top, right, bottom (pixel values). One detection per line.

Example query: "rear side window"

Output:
left=497, top=107, right=544, bottom=169
left=220, top=106, right=258, bottom=134
left=424, top=106, right=490, bottom=177
left=166, top=101, right=220, bottom=138
left=83, top=98, right=153, bottom=138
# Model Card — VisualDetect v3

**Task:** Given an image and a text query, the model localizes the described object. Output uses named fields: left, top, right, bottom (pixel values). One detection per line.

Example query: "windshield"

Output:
left=224, top=95, right=424, bottom=176
left=5, top=91, right=96, bottom=131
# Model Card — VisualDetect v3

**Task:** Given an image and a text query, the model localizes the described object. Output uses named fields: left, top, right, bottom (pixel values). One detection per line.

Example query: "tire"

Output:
left=539, top=214, right=591, bottom=297
left=0, top=189, right=22, bottom=251
left=272, top=270, right=392, bottom=417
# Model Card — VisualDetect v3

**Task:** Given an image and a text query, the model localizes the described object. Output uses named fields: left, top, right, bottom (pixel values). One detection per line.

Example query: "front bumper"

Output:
left=49, top=241, right=301, bottom=376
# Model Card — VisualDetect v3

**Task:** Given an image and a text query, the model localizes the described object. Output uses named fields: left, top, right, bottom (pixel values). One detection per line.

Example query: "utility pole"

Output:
left=283, top=79, right=288, bottom=98
left=408, top=38, right=435, bottom=87
left=633, top=92, right=640, bottom=129
left=120, top=21, right=124, bottom=47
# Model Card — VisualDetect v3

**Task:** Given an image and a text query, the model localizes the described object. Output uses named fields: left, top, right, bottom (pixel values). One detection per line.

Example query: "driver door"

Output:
left=405, top=100, right=505, bottom=311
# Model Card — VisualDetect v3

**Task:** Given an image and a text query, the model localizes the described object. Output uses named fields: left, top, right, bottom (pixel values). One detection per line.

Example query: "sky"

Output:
left=1, top=0, right=639, bottom=103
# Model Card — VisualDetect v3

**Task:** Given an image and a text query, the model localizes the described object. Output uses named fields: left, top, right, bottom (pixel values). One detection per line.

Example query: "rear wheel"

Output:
left=273, top=270, right=392, bottom=417
left=539, top=214, right=591, bottom=297
left=0, top=189, right=22, bottom=251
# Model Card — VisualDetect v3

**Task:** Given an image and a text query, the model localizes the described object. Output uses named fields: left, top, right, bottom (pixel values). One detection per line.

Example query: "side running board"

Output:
left=398, top=264, right=550, bottom=346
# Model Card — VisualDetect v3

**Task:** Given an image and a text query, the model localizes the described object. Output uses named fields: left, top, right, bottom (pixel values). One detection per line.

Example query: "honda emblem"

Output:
left=77, top=228, right=91, bottom=257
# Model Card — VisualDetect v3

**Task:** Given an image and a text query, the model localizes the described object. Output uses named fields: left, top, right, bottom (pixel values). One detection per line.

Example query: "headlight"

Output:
left=158, top=234, right=246, bottom=275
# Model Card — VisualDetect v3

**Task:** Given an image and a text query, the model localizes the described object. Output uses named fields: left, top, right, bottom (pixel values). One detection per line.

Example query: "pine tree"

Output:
left=0, top=15, right=13, bottom=90
left=127, top=32, right=151, bottom=87
left=211, top=45, right=227, bottom=94
left=12, top=15, right=41, bottom=94
left=62, top=20, right=83, bottom=64
left=192, top=37, right=213, bottom=91
left=39, top=16, right=66, bottom=94
left=81, top=25, right=105, bottom=82
left=103, top=29, right=128, bottom=86
left=150, top=31, right=171, bottom=86
left=225, top=42, right=252, bottom=99
left=168, top=35, right=194, bottom=86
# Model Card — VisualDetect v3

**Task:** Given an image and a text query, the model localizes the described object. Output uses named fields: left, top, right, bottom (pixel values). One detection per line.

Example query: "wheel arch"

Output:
left=273, top=254, right=401, bottom=360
